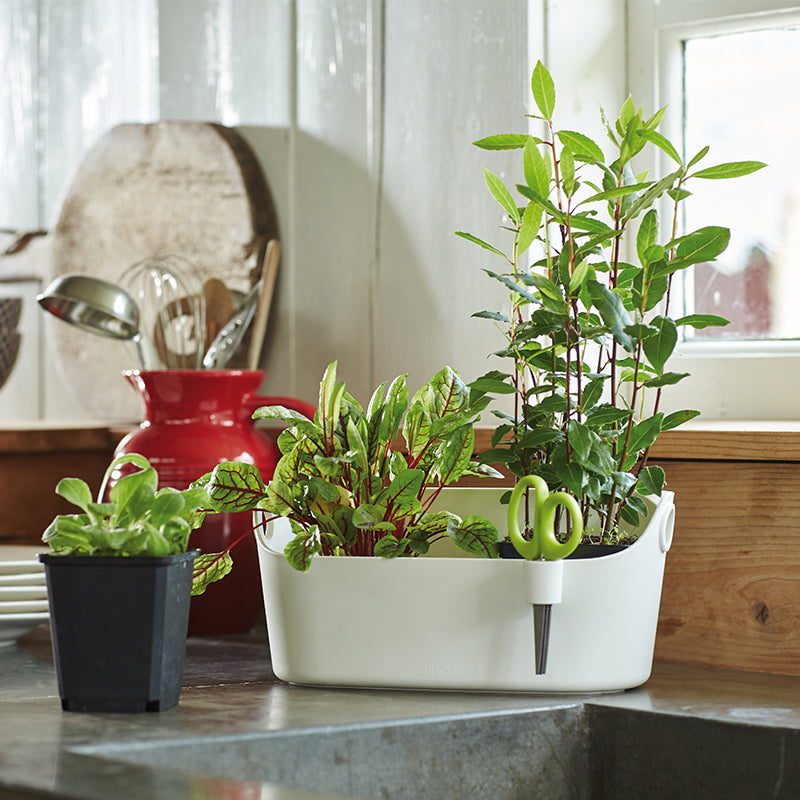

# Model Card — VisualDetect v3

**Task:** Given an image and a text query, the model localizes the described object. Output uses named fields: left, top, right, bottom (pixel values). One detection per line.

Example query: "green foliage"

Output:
left=201, top=362, right=502, bottom=571
left=457, top=60, right=765, bottom=541
left=41, top=454, right=227, bottom=595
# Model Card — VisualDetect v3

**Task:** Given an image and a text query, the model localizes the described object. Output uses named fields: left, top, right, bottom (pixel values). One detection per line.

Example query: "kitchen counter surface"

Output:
left=2, top=625, right=800, bottom=799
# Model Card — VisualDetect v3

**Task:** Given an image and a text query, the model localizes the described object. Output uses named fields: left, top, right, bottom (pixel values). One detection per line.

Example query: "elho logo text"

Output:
left=417, top=662, right=451, bottom=678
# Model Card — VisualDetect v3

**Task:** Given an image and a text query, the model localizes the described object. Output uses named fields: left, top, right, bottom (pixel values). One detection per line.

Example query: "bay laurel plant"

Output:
left=199, top=361, right=502, bottom=571
left=458, top=61, right=765, bottom=542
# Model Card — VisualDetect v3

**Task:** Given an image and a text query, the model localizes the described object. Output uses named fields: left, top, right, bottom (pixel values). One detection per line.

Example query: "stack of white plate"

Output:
left=0, top=546, right=49, bottom=647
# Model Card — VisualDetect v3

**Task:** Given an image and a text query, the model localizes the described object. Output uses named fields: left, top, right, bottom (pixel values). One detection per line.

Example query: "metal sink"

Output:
left=72, top=702, right=800, bottom=800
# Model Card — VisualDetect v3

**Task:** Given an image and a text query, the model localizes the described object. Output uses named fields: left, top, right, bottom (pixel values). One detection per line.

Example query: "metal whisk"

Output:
left=119, top=255, right=205, bottom=370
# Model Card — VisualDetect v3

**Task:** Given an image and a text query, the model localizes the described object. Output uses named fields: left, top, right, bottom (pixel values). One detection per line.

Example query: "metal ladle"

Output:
left=36, top=274, right=159, bottom=368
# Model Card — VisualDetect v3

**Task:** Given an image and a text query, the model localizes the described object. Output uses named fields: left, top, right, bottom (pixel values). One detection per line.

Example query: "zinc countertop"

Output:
left=1, top=626, right=800, bottom=799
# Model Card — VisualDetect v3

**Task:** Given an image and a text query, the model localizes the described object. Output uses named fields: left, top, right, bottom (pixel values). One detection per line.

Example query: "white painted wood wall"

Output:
left=0, top=0, right=625, bottom=421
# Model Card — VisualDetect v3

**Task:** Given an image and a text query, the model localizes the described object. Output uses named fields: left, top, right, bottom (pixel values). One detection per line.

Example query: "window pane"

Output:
left=683, top=28, right=798, bottom=340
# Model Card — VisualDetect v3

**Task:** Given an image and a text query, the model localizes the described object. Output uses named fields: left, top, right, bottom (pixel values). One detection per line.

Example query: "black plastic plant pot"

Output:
left=39, top=551, right=199, bottom=713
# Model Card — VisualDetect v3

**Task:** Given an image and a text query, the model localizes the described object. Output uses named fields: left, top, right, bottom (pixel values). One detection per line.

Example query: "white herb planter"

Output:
left=255, top=490, right=674, bottom=693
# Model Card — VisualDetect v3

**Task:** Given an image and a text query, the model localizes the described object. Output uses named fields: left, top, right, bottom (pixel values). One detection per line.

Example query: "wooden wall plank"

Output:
left=654, top=460, right=800, bottom=676
left=373, top=0, right=530, bottom=395
left=649, top=422, right=800, bottom=462
left=0, top=0, right=39, bottom=229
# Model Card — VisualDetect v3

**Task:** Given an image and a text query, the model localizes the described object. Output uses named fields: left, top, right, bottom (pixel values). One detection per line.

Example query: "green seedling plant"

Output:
left=199, top=361, right=502, bottom=572
left=459, top=61, right=765, bottom=542
left=42, top=453, right=229, bottom=595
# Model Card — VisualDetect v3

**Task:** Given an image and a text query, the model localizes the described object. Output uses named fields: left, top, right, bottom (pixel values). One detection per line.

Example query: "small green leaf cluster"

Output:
left=458, top=61, right=765, bottom=540
left=42, top=453, right=232, bottom=596
left=42, top=453, right=209, bottom=558
left=201, top=362, right=502, bottom=571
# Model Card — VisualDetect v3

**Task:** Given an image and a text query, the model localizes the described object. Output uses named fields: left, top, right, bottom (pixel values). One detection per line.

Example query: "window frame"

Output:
left=627, top=0, right=800, bottom=420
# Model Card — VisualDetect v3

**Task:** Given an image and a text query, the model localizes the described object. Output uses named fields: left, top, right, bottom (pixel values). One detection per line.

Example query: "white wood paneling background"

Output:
left=0, top=0, right=625, bottom=421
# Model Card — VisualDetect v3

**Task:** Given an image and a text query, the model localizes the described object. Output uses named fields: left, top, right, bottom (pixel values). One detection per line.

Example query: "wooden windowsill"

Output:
left=475, top=421, right=800, bottom=464
left=2, top=421, right=800, bottom=462
left=0, top=423, right=123, bottom=454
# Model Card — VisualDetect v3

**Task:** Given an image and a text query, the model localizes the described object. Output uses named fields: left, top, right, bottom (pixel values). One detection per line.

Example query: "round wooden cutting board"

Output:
left=48, top=121, right=277, bottom=420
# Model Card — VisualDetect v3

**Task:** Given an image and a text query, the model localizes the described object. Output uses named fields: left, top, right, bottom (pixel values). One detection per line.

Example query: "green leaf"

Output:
left=674, top=226, right=730, bottom=266
left=661, top=409, right=700, bottom=431
left=618, top=95, right=635, bottom=133
left=205, top=461, right=266, bottom=512
left=621, top=168, right=683, bottom=224
left=579, top=377, right=606, bottom=413
left=110, top=465, right=157, bottom=513
left=252, top=405, right=317, bottom=436
left=150, top=488, right=185, bottom=528
left=587, top=280, right=634, bottom=352
left=637, top=465, right=665, bottom=496
left=567, top=420, right=592, bottom=462
left=689, top=160, right=766, bottom=180
left=379, top=373, right=409, bottom=448
left=374, top=535, right=410, bottom=558
left=516, top=184, right=565, bottom=221
left=676, top=314, right=730, bottom=330
left=472, top=310, right=511, bottom=323
left=569, top=259, right=591, bottom=296
left=621, top=415, right=664, bottom=469
left=454, top=230, right=508, bottom=260
left=636, top=208, right=659, bottom=265
left=317, top=362, right=345, bottom=436
left=55, top=478, right=93, bottom=514
left=531, top=60, right=555, bottom=120
left=419, top=364, right=470, bottom=421
left=556, top=130, right=604, bottom=161
left=525, top=271, right=564, bottom=303
left=620, top=494, right=649, bottom=526
left=580, top=182, right=650, bottom=205
left=554, top=461, right=585, bottom=497
left=560, top=147, right=576, bottom=195
left=686, top=145, right=709, bottom=170
left=517, top=200, right=543, bottom=254
left=473, top=133, right=530, bottom=150
left=523, top=136, right=551, bottom=195
left=667, top=187, right=692, bottom=203
left=385, top=468, right=424, bottom=514
left=284, top=531, right=320, bottom=572
left=484, top=168, right=519, bottom=222
left=434, top=424, right=475, bottom=484
left=585, top=403, right=632, bottom=428
left=642, top=316, right=677, bottom=374
left=470, top=375, right=516, bottom=394
left=352, top=503, right=388, bottom=528
left=447, top=516, right=499, bottom=558
left=191, top=552, right=234, bottom=595
left=611, top=471, right=638, bottom=494
left=264, top=479, right=301, bottom=516
left=637, top=129, right=682, bottom=164
left=642, top=372, right=689, bottom=388
left=484, top=269, right=539, bottom=305
left=477, top=448, right=522, bottom=464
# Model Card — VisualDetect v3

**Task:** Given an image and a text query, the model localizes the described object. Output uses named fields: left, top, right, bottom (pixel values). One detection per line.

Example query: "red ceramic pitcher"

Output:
left=114, top=369, right=315, bottom=635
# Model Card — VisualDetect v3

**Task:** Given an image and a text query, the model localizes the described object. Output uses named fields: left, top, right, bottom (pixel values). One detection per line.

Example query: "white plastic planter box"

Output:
left=255, top=490, right=674, bottom=693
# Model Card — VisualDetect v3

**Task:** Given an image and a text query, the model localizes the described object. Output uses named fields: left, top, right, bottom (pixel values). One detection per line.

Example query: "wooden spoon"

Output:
left=246, top=239, right=280, bottom=370
left=203, top=278, right=235, bottom=351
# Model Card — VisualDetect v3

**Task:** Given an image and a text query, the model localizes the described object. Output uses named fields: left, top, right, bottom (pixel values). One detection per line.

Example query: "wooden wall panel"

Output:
left=654, top=459, right=800, bottom=676
left=0, top=427, right=119, bottom=545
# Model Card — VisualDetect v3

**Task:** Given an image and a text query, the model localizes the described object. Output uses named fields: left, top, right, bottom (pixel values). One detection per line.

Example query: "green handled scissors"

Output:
left=507, top=475, right=583, bottom=561
left=508, top=475, right=584, bottom=675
